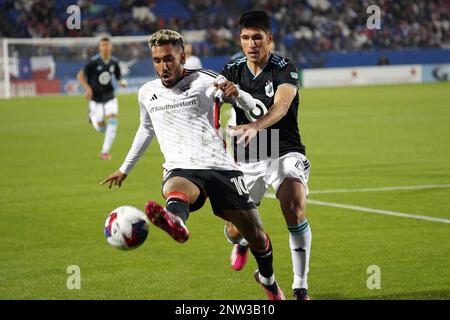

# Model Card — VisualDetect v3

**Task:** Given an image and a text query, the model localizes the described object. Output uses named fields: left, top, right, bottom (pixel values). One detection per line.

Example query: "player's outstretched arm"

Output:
left=101, top=171, right=127, bottom=189
left=230, top=84, right=297, bottom=146
left=207, top=75, right=256, bottom=111
left=214, top=79, right=238, bottom=98
left=215, top=82, right=256, bottom=111
left=100, top=119, right=152, bottom=190
left=116, top=100, right=155, bottom=175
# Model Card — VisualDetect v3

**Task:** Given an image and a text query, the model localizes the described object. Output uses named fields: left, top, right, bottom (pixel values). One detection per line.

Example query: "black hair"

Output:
left=238, top=10, right=271, bottom=33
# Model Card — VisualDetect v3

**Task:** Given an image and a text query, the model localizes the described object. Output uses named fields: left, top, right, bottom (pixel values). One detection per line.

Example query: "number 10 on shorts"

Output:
left=230, top=177, right=250, bottom=195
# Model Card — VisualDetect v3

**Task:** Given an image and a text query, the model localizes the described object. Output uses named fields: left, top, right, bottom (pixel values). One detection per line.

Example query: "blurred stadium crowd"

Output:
left=1, top=0, right=449, bottom=63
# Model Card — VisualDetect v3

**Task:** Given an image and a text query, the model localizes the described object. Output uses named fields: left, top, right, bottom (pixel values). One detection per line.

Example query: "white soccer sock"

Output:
left=288, top=219, right=312, bottom=289
left=101, top=118, right=117, bottom=154
left=239, top=238, right=249, bottom=246
left=223, top=225, right=248, bottom=245
left=259, top=273, right=275, bottom=286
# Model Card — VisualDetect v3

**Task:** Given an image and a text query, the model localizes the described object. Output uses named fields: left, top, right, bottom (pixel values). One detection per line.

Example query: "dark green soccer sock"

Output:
left=166, top=192, right=190, bottom=223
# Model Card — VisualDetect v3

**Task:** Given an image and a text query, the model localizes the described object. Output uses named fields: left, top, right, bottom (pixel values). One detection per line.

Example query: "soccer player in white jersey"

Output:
left=77, top=37, right=127, bottom=160
left=217, top=10, right=313, bottom=300
left=101, top=29, right=285, bottom=300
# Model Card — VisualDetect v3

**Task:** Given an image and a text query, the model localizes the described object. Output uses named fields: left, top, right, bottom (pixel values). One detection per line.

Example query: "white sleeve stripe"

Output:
left=226, top=57, right=247, bottom=68
left=198, top=69, right=219, bottom=78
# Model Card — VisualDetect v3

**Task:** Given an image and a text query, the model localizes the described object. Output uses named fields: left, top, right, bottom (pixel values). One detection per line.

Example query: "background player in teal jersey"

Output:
left=77, top=37, right=127, bottom=160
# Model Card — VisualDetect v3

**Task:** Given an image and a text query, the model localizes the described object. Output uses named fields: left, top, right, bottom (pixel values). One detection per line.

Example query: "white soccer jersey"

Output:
left=119, top=69, right=238, bottom=174
left=184, top=56, right=203, bottom=69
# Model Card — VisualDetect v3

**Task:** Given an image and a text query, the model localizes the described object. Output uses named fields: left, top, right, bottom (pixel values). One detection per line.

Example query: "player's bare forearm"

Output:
left=229, top=85, right=297, bottom=146
left=251, top=84, right=297, bottom=130
left=252, top=104, right=288, bottom=130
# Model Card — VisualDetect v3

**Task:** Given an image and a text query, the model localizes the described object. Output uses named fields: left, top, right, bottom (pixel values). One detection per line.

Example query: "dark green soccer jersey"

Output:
left=83, top=55, right=121, bottom=103
left=221, top=53, right=306, bottom=162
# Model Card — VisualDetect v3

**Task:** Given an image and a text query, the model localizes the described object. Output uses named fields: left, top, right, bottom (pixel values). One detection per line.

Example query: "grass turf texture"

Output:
left=0, top=82, right=449, bottom=299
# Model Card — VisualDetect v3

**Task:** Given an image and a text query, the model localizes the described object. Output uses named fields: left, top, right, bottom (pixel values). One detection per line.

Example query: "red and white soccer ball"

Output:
left=104, top=206, right=149, bottom=250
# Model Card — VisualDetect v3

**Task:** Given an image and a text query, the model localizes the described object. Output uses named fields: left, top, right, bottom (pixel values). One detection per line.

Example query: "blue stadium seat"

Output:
left=96, top=0, right=120, bottom=9
left=55, top=0, right=74, bottom=11
left=8, top=10, right=21, bottom=20
left=153, top=0, right=191, bottom=19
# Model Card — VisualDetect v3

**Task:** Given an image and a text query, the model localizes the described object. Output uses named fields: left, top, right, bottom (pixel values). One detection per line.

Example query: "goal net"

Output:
left=0, top=35, right=154, bottom=99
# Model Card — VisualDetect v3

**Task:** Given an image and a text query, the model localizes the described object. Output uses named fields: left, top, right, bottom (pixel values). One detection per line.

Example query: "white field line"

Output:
left=309, top=184, right=450, bottom=195
left=264, top=193, right=450, bottom=224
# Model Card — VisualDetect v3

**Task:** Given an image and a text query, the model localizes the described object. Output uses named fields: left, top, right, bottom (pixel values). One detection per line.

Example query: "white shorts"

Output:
left=238, top=152, right=311, bottom=204
left=89, top=97, right=118, bottom=123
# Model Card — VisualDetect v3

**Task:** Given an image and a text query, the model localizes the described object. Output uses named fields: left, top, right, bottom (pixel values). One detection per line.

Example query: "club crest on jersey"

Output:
left=265, top=81, right=274, bottom=97
left=98, top=71, right=111, bottom=85
left=180, top=84, right=191, bottom=95
left=180, top=84, right=190, bottom=92
left=109, top=65, right=115, bottom=73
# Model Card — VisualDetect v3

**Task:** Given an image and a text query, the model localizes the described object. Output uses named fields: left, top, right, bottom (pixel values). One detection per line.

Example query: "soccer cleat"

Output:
left=254, top=270, right=286, bottom=300
left=100, top=153, right=112, bottom=160
left=230, top=243, right=249, bottom=271
left=293, top=288, right=311, bottom=300
left=145, top=201, right=189, bottom=243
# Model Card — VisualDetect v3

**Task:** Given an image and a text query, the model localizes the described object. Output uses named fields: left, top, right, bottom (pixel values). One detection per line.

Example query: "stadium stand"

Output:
left=1, top=0, right=449, bottom=69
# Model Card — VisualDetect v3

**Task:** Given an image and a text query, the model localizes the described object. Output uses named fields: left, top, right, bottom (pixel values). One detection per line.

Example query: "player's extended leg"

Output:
left=145, top=176, right=200, bottom=243
left=225, top=221, right=249, bottom=270
left=277, top=177, right=311, bottom=300
left=100, top=114, right=117, bottom=160
left=221, top=209, right=285, bottom=300
left=100, top=98, right=119, bottom=160
left=88, top=101, right=107, bottom=133
left=224, top=173, right=266, bottom=271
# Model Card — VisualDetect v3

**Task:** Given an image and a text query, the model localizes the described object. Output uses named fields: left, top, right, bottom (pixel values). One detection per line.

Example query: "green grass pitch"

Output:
left=0, top=82, right=449, bottom=299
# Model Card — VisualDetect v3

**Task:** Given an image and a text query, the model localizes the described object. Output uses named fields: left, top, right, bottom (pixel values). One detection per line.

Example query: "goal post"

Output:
left=0, top=35, right=155, bottom=99
left=1, top=38, right=11, bottom=99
